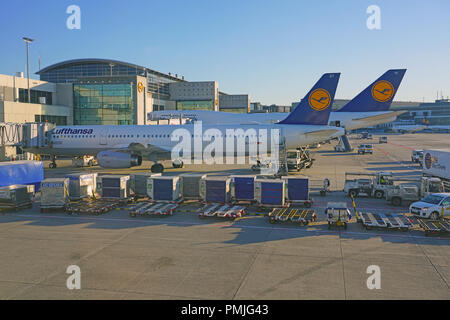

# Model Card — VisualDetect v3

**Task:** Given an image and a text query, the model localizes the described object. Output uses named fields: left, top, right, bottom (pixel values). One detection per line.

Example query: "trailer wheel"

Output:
left=374, top=190, right=384, bottom=199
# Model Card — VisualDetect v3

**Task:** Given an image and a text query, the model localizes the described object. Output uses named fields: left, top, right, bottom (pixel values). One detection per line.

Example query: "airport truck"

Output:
left=411, top=149, right=423, bottom=163
left=325, top=202, right=351, bottom=229
left=344, top=172, right=394, bottom=199
left=422, top=149, right=450, bottom=191
left=385, top=177, right=444, bottom=206
left=409, top=193, right=450, bottom=220
left=286, top=149, right=314, bottom=171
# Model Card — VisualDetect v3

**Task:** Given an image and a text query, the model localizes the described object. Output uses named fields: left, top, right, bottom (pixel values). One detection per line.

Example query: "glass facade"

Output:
left=220, top=108, right=248, bottom=113
left=38, top=60, right=182, bottom=99
left=176, top=100, right=214, bottom=111
left=19, top=88, right=52, bottom=105
left=73, top=83, right=135, bottom=125
left=35, top=115, right=67, bottom=125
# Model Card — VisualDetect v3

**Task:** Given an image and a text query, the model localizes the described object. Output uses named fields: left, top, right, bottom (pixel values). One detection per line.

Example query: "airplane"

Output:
left=149, top=69, right=407, bottom=132
left=26, top=73, right=345, bottom=173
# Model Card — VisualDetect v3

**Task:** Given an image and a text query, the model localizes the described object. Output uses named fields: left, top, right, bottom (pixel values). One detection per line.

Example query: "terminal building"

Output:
left=0, top=58, right=252, bottom=128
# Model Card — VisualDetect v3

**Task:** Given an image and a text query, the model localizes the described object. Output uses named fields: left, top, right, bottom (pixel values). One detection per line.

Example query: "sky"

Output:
left=1, top=0, right=449, bottom=105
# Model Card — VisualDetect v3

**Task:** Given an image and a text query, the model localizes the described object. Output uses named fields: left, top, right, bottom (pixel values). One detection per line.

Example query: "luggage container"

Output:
left=282, top=176, right=313, bottom=207
left=130, top=173, right=161, bottom=197
left=0, top=160, right=44, bottom=191
left=40, top=178, right=69, bottom=211
left=65, top=173, right=97, bottom=200
left=180, top=174, right=207, bottom=199
left=230, top=175, right=255, bottom=202
left=97, top=175, right=131, bottom=200
left=147, top=176, right=181, bottom=202
left=254, top=179, right=285, bottom=207
left=0, top=184, right=33, bottom=210
left=200, top=176, right=231, bottom=204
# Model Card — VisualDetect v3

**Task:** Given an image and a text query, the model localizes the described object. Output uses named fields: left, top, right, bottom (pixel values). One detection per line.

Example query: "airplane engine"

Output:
left=97, top=151, right=142, bottom=168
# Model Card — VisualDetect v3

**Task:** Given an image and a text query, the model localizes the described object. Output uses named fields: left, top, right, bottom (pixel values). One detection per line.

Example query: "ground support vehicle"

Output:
left=417, top=218, right=450, bottom=236
left=129, top=201, right=178, bottom=217
left=198, top=204, right=245, bottom=219
left=268, top=207, right=316, bottom=225
left=344, top=172, right=393, bottom=199
left=326, top=202, right=351, bottom=230
left=358, top=212, right=413, bottom=231
left=66, top=198, right=120, bottom=215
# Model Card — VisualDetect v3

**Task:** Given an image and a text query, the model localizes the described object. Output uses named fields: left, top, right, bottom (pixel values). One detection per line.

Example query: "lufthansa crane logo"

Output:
left=308, top=89, right=331, bottom=111
left=372, top=80, right=394, bottom=102
left=138, top=82, right=144, bottom=93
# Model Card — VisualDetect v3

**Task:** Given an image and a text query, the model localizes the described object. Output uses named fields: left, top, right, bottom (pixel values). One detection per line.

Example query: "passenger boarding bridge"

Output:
left=0, top=122, right=55, bottom=149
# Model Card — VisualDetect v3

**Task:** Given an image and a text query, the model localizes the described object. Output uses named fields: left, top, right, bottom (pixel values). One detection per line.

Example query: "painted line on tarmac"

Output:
left=12, top=213, right=450, bottom=242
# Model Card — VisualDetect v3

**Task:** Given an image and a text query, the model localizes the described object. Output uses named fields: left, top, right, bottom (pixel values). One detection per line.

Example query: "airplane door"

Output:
left=100, top=130, right=107, bottom=145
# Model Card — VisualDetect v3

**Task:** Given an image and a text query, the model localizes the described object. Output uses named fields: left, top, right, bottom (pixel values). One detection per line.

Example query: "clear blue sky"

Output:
left=1, top=0, right=449, bottom=105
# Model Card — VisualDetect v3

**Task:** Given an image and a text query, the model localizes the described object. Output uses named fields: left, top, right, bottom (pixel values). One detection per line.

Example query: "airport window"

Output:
left=35, top=115, right=67, bottom=125
left=20, top=89, right=53, bottom=105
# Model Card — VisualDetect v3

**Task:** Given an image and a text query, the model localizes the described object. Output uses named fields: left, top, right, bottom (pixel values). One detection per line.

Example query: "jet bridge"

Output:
left=0, top=122, right=54, bottom=149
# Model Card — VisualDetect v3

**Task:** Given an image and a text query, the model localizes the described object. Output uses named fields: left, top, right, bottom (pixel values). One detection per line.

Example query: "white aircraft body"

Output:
left=26, top=73, right=344, bottom=172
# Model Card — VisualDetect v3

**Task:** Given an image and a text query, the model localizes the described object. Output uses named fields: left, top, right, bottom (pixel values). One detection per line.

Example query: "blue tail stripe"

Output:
left=279, top=73, right=340, bottom=125
left=337, top=69, right=406, bottom=112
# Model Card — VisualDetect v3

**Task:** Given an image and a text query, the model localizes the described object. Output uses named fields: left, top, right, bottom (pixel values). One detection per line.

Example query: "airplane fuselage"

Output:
left=27, top=123, right=344, bottom=158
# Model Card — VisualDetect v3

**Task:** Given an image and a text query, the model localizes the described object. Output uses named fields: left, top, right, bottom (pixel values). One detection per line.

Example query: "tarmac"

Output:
left=0, top=133, right=449, bottom=299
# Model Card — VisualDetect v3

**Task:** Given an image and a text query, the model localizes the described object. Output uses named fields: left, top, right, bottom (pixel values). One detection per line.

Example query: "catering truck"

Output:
left=422, top=149, right=450, bottom=191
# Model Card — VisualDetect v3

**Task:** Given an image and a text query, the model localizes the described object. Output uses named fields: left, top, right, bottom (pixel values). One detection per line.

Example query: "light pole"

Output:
left=23, top=37, right=34, bottom=103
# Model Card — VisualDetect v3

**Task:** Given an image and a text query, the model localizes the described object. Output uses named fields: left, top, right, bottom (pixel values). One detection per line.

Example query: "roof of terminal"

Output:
left=36, top=58, right=184, bottom=81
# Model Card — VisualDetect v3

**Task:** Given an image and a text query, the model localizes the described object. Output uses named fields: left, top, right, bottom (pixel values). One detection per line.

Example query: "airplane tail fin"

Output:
left=337, top=69, right=406, bottom=112
left=278, top=73, right=340, bottom=125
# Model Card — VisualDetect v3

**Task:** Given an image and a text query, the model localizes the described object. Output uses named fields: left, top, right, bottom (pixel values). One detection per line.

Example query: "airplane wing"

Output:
left=304, top=128, right=343, bottom=139
left=352, top=111, right=406, bottom=122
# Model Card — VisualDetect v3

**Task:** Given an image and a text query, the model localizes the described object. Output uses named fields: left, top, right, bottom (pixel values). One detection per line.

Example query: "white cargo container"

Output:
left=65, top=173, right=97, bottom=200
left=130, top=173, right=161, bottom=197
left=40, top=178, right=69, bottom=209
left=423, top=149, right=450, bottom=181
left=97, top=175, right=130, bottom=199
left=147, top=176, right=181, bottom=201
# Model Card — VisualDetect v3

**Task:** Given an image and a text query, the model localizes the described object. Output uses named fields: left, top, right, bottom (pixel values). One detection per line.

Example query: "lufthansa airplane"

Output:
left=26, top=73, right=344, bottom=173
left=150, top=69, right=407, bottom=132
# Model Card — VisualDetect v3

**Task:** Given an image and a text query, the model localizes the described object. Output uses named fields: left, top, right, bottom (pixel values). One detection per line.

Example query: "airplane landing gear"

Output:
left=172, top=159, right=184, bottom=168
left=49, top=156, right=57, bottom=169
left=151, top=163, right=164, bottom=173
